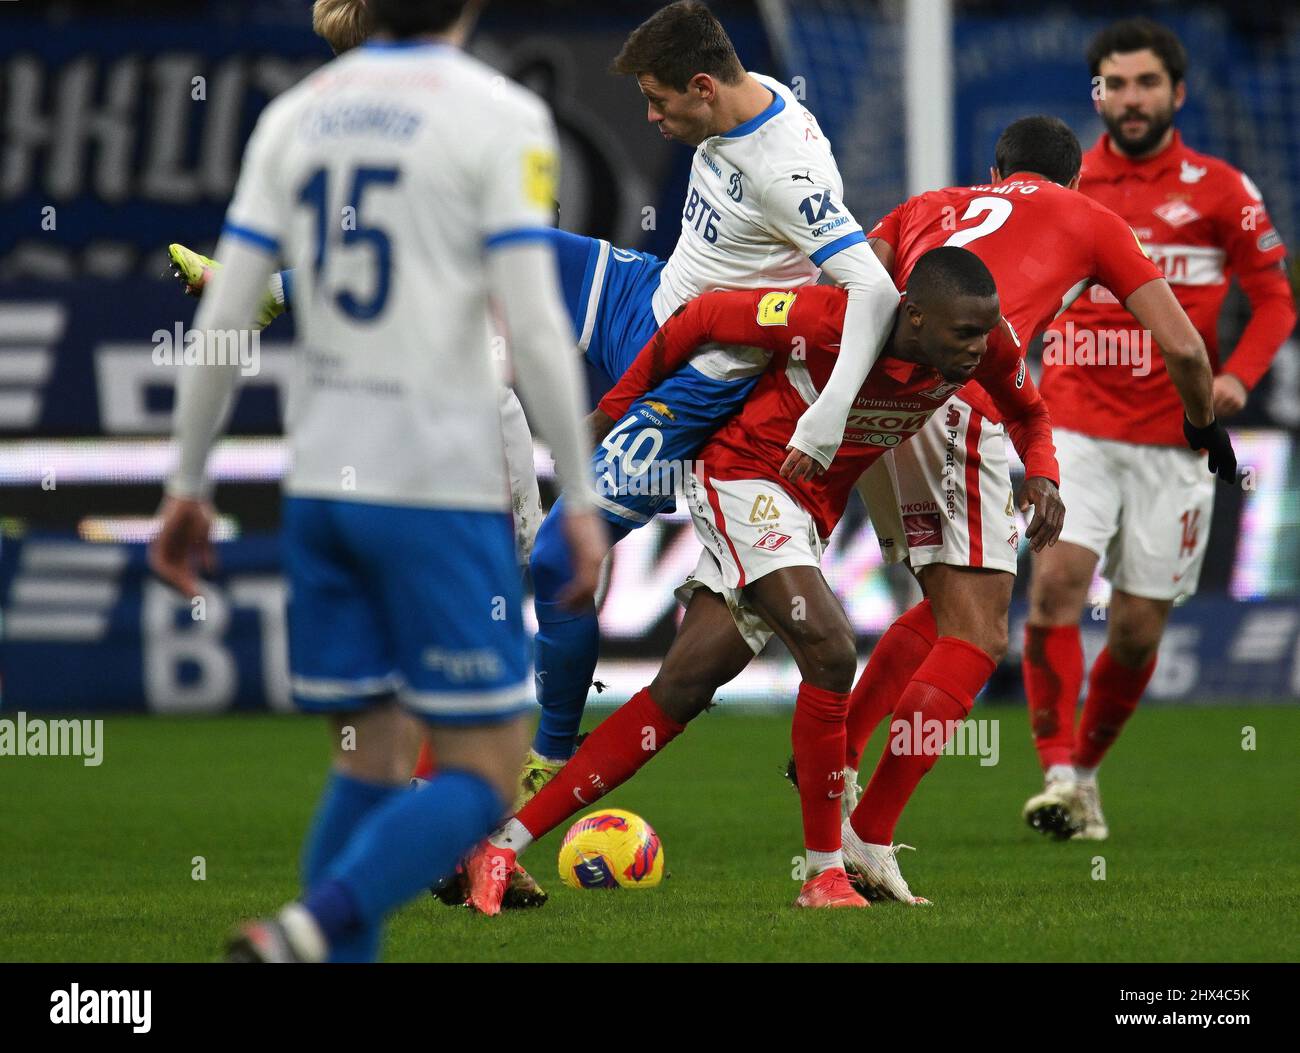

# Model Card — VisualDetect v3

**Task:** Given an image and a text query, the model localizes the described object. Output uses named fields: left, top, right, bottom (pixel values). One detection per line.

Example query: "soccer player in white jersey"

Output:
left=148, top=0, right=604, bottom=962
left=519, top=1, right=898, bottom=798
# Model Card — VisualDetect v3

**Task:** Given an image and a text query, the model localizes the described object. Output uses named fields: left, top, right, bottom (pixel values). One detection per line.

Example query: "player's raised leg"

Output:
left=466, top=586, right=756, bottom=915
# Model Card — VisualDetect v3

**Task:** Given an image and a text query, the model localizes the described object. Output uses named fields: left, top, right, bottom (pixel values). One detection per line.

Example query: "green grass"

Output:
left=1, top=704, right=1296, bottom=962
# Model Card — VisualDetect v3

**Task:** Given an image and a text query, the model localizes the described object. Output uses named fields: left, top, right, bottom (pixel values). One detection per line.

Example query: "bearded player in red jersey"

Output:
left=1020, top=20, right=1296, bottom=840
left=824, top=114, right=1233, bottom=896
left=464, top=247, right=1061, bottom=912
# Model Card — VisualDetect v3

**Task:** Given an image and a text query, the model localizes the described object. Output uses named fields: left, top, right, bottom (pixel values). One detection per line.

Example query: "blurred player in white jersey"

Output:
left=149, top=0, right=603, bottom=962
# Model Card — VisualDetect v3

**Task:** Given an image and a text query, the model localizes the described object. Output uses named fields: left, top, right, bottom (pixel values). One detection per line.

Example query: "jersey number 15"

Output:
left=298, top=165, right=401, bottom=322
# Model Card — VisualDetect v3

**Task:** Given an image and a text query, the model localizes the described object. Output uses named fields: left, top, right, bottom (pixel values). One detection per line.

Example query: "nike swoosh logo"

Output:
left=828, top=791, right=844, bottom=799
left=572, top=788, right=589, bottom=805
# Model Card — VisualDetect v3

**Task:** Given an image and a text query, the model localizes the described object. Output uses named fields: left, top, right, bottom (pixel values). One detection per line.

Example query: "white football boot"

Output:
left=1022, top=776, right=1084, bottom=840
left=1069, top=779, right=1109, bottom=841
left=841, top=821, right=931, bottom=905
left=226, top=904, right=328, bottom=963
left=841, top=768, right=862, bottom=822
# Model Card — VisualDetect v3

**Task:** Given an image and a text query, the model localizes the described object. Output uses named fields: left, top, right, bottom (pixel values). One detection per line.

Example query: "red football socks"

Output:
left=516, top=686, right=685, bottom=839
left=844, top=599, right=938, bottom=770
left=851, top=636, right=995, bottom=846
left=791, top=682, right=851, bottom=853
left=1023, top=623, right=1085, bottom=771
left=1073, top=647, right=1155, bottom=769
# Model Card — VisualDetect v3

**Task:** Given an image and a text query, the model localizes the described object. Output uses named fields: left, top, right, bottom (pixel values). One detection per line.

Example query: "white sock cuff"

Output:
left=490, top=816, right=535, bottom=854
left=806, top=848, right=844, bottom=875
left=279, top=902, right=328, bottom=963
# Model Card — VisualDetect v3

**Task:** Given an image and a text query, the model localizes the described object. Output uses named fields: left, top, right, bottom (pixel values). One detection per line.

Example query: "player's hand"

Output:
left=587, top=408, right=616, bottom=446
left=148, top=495, right=216, bottom=599
left=1211, top=374, right=1248, bottom=420
left=1183, top=415, right=1239, bottom=486
left=780, top=446, right=825, bottom=482
left=1018, top=476, right=1065, bottom=552
left=558, top=508, right=609, bottom=610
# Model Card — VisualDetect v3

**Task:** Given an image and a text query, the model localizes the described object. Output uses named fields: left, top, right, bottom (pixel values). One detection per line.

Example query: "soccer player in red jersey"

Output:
left=834, top=115, right=1233, bottom=893
left=464, top=246, right=1062, bottom=912
left=1021, top=20, right=1295, bottom=839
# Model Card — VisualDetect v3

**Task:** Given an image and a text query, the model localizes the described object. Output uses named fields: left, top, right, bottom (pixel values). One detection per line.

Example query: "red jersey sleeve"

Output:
left=867, top=200, right=906, bottom=250
left=1213, top=170, right=1297, bottom=389
left=974, top=322, right=1059, bottom=484
left=597, top=286, right=846, bottom=421
left=1089, top=201, right=1164, bottom=302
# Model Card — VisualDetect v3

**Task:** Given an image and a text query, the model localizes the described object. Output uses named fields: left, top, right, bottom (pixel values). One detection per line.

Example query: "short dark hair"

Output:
left=994, top=115, right=1083, bottom=186
left=1087, top=17, right=1188, bottom=86
left=907, top=247, right=998, bottom=307
left=610, top=1, right=745, bottom=92
left=367, top=0, right=471, bottom=38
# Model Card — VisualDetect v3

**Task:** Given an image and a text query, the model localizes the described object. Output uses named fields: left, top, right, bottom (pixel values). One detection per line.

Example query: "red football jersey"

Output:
left=1044, top=132, right=1291, bottom=446
left=600, top=285, right=1057, bottom=539
left=868, top=173, right=1163, bottom=422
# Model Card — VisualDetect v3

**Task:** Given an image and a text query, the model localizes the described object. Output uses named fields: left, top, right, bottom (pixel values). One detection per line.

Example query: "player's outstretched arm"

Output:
left=489, top=240, right=606, bottom=607
left=150, top=236, right=277, bottom=597
left=1123, top=278, right=1238, bottom=484
left=596, top=289, right=790, bottom=424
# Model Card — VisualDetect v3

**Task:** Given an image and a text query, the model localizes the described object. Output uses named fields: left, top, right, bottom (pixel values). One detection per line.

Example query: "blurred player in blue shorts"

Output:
left=150, top=0, right=603, bottom=962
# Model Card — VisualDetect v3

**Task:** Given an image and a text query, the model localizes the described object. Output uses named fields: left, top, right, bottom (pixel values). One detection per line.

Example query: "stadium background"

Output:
left=1, top=0, right=1297, bottom=714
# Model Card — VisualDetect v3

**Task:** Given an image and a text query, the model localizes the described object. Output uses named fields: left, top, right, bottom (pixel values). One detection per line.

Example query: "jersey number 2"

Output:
left=942, top=196, right=1013, bottom=249
left=298, top=165, right=401, bottom=322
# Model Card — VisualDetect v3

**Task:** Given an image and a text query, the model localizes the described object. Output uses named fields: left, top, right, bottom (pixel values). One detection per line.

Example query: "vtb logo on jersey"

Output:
left=749, top=493, right=782, bottom=524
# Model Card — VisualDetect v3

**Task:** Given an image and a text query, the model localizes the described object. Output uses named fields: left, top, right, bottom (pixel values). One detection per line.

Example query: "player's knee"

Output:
left=649, top=668, right=716, bottom=724
left=1107, top=621, right=1161, bottom=669
left=979, top=619, right=1009, bottom=665
left=529, top=510, right=572, bottom=604
left=793, top=625, right=857, bottom=693
left=1028, top=560, right=1091, bottom=623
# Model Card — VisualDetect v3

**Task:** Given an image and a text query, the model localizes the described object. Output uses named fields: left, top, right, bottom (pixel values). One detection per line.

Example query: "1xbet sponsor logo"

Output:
left=797, top=190, right=851, bottom=236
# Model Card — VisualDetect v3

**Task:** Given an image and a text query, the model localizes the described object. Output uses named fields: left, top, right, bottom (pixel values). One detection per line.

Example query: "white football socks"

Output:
left=806, top=848, right=844, bottom=875
left=1046, top=763, right=1075, bottom=785
left=490, top=817, right=535, bottom=854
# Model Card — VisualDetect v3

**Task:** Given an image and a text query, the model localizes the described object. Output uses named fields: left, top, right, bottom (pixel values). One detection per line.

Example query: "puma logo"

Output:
left=791, top=171, right=814, bottom=184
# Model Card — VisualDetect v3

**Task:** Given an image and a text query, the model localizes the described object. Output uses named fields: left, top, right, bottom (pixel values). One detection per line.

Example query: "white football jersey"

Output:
left=221, top=41, right=559, bottom=510
left=652, top=74, right=865, bottom=378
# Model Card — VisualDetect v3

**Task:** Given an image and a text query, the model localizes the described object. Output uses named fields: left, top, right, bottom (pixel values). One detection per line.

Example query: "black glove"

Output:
left=1183, top=416, right=1238, bottom=486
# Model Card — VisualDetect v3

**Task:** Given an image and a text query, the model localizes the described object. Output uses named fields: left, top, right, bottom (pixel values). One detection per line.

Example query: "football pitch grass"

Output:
left=2, top=703, right=1296, bottom=963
